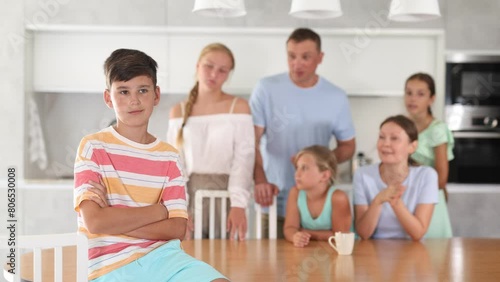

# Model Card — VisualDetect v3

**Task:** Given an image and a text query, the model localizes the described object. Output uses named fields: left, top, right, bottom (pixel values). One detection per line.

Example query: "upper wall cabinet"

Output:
left=28, top=26, right=169, bottom=93
left=167, top=28, right=443, bottom=97
left=167, top=29, right=289, bottom=95
left=319, top=33, right=441, bottom=96
left=27, top=26, right=443, bottom=97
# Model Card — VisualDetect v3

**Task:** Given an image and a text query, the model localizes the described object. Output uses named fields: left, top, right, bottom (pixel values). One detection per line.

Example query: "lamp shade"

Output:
left=388, top=0, right=441, bottom=22
left=192, top=0, right=246, bottom=18
left=289, top=0, right=342, bottom=19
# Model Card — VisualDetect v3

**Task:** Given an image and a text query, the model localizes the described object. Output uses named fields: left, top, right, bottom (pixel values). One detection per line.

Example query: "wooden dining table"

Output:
left=182, top=238, right=500, bottom=281
left=7, top=238, right=500, bottom=281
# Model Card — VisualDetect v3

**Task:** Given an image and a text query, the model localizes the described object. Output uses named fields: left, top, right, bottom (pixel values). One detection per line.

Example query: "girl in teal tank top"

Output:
left=284, top=145, right=352, bottom=248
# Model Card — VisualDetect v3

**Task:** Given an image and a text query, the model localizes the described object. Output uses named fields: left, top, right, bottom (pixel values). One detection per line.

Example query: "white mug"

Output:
left=328, top=232, right=355, bottom=255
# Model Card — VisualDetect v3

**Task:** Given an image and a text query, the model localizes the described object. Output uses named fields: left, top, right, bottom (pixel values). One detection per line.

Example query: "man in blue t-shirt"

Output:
left=249, top=28, right=356, bottom=238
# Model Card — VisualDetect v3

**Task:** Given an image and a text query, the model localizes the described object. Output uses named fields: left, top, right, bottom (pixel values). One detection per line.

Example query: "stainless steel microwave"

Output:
left=445, top=53, right=500, bottom=183
left=446, top=53, right=500, bottom=107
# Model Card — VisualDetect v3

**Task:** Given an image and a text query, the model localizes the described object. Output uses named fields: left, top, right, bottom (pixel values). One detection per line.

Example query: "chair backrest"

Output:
left=194, top=190, right=277, bottom=239
left=2, top=232, right=88, bottom=282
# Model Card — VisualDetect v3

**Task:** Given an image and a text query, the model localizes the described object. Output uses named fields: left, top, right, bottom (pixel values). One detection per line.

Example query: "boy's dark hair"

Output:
left=287, top=28, right=322, bottom=51
left=104, top=49, right=158, bottom=89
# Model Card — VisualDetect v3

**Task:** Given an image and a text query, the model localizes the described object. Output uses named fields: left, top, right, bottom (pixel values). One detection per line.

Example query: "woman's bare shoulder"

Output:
left=169, top=102, right=184, bottom=119
left=231, top=96, right=251, bottom=114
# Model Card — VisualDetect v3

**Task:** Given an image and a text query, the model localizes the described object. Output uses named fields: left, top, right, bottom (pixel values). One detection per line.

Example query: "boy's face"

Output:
left=104, top=75, right=160, bottom=129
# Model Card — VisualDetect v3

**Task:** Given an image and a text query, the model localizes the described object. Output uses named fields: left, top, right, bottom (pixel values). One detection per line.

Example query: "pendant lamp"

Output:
left=289, top=0, right=342, bottom=19
left=388, top=0, right=441, bottom=22
left=192, top=0, right=246, bottom=18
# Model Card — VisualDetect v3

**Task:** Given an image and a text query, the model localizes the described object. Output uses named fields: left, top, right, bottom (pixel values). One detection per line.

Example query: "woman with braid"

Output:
left=167, top=43, right=255, bottom=240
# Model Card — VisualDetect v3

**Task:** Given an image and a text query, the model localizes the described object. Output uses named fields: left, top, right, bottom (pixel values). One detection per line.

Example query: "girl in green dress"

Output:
left=404, top=72, right=454, bottom=237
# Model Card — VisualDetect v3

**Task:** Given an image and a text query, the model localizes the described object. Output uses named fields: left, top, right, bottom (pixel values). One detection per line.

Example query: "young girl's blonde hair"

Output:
left=176, top=43, right=235, bottom=147
left=294, top=145, right=337, bottom=187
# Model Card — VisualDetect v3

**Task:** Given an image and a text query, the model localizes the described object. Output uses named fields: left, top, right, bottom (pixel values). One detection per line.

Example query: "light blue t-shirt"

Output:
left=298, top=186, right=336, bottom=230
left=353, top=164, right=438, bottom=239
left=250, top=73, right=355, bottom=216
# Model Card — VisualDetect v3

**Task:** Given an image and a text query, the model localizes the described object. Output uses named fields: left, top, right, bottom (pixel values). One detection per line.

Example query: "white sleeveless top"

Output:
left=166, top=98, right=255, bottom=208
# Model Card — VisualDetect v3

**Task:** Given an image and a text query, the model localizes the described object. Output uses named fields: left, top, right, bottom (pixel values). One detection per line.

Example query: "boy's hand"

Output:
left=292, top=231, right=311, bottom=248
left=88, top=179, right=108, bottom=208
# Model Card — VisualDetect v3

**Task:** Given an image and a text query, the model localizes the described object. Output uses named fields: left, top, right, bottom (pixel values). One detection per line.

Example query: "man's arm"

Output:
left=253, top=125, right=279, bottom=206
left=333, top=138, right=355, bottom=163
left=254, top=126, right=268, bottom=185
left=79, top=200, right=168, bottom=235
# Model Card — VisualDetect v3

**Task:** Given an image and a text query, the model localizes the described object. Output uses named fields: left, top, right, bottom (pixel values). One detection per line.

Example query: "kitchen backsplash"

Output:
left=25, top=92, right=186, bottom=179
left=25, top=92, right=405, bottom=181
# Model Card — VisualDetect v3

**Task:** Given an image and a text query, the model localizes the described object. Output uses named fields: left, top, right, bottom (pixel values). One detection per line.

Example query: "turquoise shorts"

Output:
left=92, top=239, right=227, bottom=282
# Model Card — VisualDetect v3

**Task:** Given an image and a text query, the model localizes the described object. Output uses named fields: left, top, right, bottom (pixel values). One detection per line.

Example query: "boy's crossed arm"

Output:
left=79, top=180, right=187, bottom=241
left=124, top=217, right=186, bottom=240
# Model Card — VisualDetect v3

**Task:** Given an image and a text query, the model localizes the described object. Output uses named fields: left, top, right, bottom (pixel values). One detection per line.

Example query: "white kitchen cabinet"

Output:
left=166, top=28, right=444, bottom=97
left=28, top=26, right=169, bottom=93
left=166, top=29, right=288, bottom=95
left=28, top=26, right=443, bottom=99
left=319, top=33, right=441, bottom=96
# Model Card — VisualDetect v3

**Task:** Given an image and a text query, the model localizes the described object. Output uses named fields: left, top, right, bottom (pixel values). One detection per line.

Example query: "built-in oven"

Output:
left=446, top=53, right=500, bottom=184
left=447, top=129, right=500, bottom=184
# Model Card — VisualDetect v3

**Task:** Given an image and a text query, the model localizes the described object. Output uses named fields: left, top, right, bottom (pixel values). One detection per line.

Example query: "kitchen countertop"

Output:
left=447, top=183, right=500, bottom=193
left=21, top=179, right=73, bottom=189
left=17, top=180, right=500, bottom=193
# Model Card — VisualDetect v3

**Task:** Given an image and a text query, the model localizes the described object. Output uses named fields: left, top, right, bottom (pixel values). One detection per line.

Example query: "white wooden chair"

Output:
left=194, top=190, right=277, bottom=239
left=2, top=232, right=88, bottom=282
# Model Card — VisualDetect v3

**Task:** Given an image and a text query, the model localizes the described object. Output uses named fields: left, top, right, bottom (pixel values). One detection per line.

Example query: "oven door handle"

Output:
left=453, top=131, right=500, bottom=139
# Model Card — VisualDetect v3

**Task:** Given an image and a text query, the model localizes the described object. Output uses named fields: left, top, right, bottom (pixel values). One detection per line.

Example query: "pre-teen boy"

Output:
left=74, top=48, right=228, bottom=281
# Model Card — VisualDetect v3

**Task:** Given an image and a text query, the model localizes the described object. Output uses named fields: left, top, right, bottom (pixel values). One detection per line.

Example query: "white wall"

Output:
left=446, top=0, right=500, bottom=50
left=0, top=0, right=24, bottom=239
left=21, top=0, right=500, bottom=50
left=3, top=0, right=500, bottom=237
left=16, top=0, right=500, bottom=181
left=26, top=93, right=186, bottom=179
left=25, top=92, right=406, bottom=180
left=0, top=1, right=25, bottom=175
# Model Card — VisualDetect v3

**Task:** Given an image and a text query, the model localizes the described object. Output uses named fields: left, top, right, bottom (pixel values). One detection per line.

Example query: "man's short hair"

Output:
left=287, top=28, right=322, bottom=51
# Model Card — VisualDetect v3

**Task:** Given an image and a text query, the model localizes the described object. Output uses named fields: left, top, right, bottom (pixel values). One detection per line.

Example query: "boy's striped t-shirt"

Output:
left=73, top=126, right=188, bottom=280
